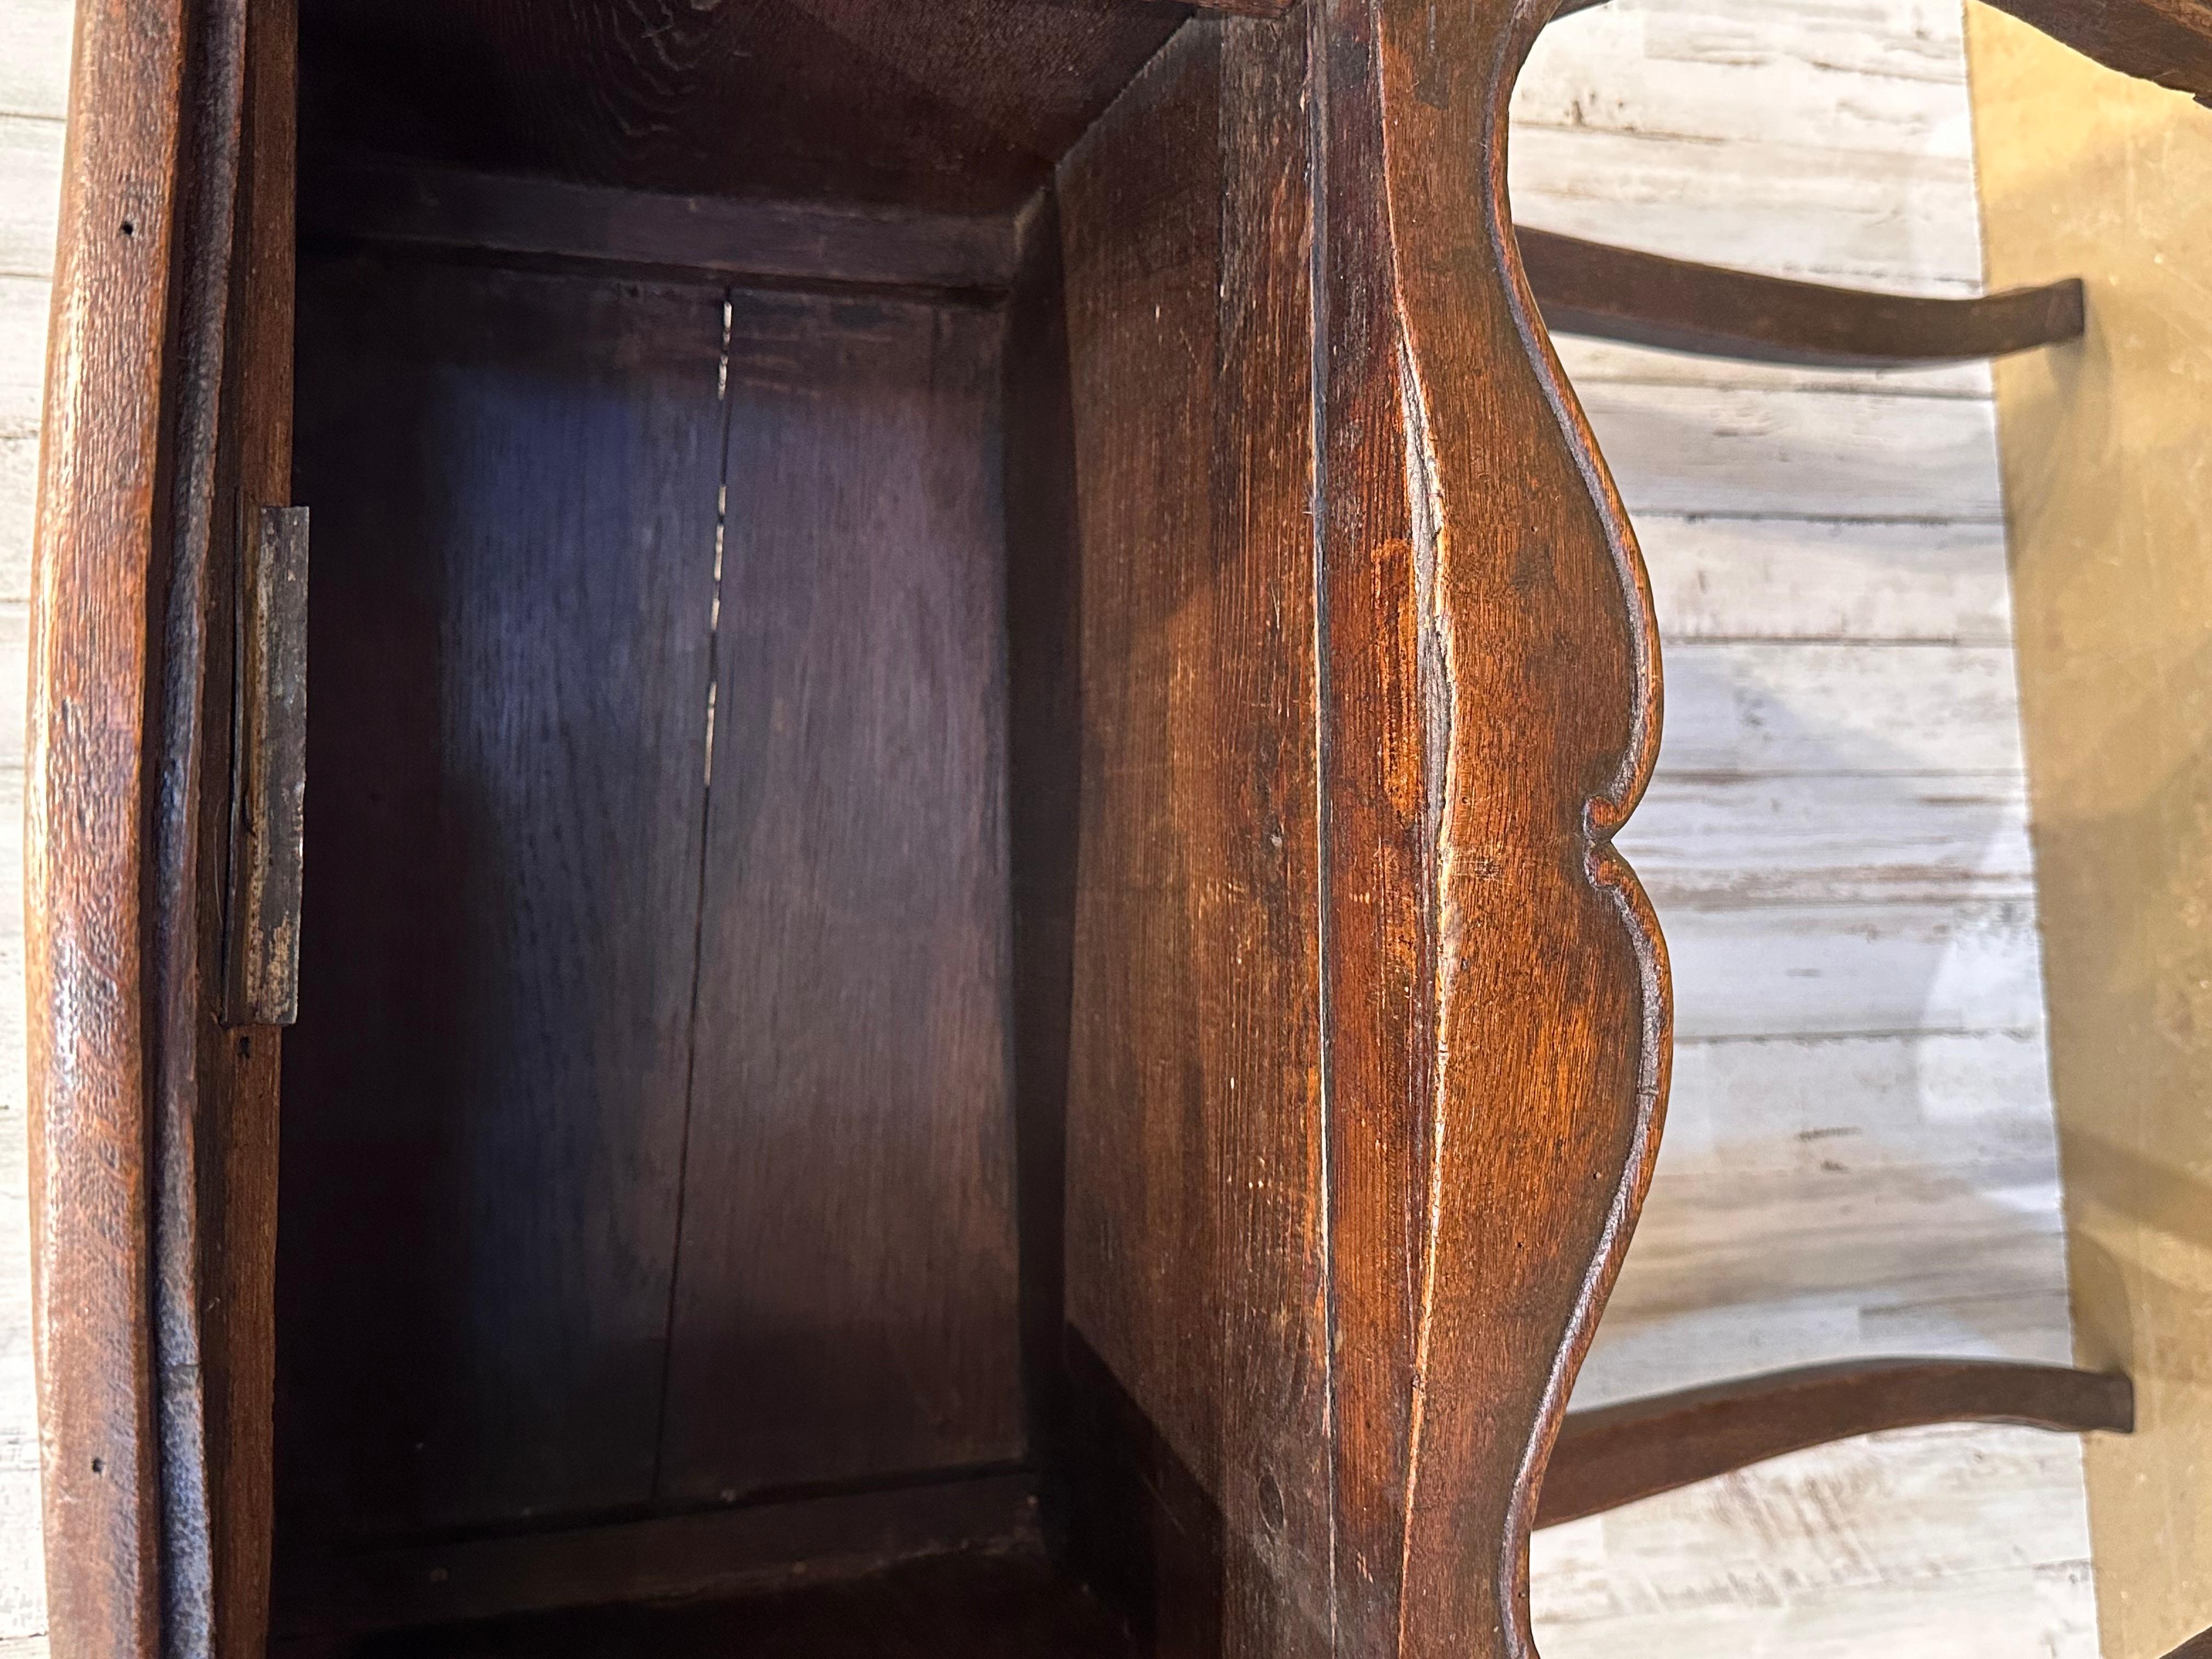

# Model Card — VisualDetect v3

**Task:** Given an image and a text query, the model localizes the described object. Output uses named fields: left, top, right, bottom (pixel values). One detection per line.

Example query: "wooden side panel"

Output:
left=1313, top=1, right=1667, bottom=1651
left=657, top=292, right=1025, bottom=1500
left=279, top=260, right=723, bottom=1538
left=28, top=0, right=188, bottom=1648
left=1052, top=3, right=1666, bottom=1653
left=1054, top=19, right=1335, bottom=1657
left=30, top=0, right=298, bottom=1652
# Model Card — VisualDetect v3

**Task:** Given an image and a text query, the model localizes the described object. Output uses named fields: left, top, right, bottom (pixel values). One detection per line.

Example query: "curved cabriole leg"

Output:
left=1537, top=1359, right=2135, bottom=1528
left=1314, top=0, right=1668, bottom=1651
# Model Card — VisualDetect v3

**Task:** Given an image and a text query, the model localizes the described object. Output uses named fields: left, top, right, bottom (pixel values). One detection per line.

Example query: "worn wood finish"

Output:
left=1313, top=0, right=1667, bottom=1651
left=300, top=155, right=1023, bottom=297
left=296, top=0, right=1191, bottom=212
left=29, top=0, right=186, bottom=1647
left=1538, top=1360, right=2132, bottom=1528
left=280, top=258, right=723, bottom=1541
left=1053, top=18, right=1332, bottom=1654
left=1519, top=228, right=2084, bottom=366
left=30, top=0, right=298, bottom=1652
left=1046, top=2, right=1668, bottom=1654
left=277, top=1475, right=1041, bottom=1639
left=221, top=506, right=308, bottom=1029
left=658, top=291, right=1025, bottom=1502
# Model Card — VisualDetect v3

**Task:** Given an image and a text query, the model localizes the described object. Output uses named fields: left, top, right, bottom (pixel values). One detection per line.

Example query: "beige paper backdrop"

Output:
left=1971, top=6, right=2212, bottom=1654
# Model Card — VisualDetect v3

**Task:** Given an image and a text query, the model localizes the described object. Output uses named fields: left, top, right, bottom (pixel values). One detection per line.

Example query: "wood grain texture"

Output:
left=1312, top=0, right=1667, bottom=1650
left=24, top=0, right=298, bottom=1652
left=276, top=1475, right=1041, bottom=1639
left=25, top=0, right=184, bottom=1642
left=296, top=0, right=1190, bottom=213
left=299, top=155, right=1024, bottom=297
left=1519, top=228, right=2084, bottom=366
left=1538, top=1359, right=2132, bottom=1528
left=279, top=259, right=723, bottom=1541
left=657, top=291, right=1026, bottom=1502
left=1052, top=18, right=1331, bottom=1655
left=221, top=506, right=307, bottom=1028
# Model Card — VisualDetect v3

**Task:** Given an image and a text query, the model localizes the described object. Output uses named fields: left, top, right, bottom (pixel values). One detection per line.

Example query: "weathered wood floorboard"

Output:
left=1515, top=1, right=2094, bottom=1654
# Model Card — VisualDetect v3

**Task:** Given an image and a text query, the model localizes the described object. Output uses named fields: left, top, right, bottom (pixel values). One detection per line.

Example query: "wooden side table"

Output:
left=26, top=1, right=2209, bottom=1655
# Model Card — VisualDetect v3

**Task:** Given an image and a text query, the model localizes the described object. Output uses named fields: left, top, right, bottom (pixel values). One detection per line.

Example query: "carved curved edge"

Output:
left=1536, top=1359, right=2135, bottom=1529
left=1324, top=0, right=1672, bottom=1651
left=1549, top=0, right=2212, bottom=104
left=1517, top=228, right=2087, bottom=368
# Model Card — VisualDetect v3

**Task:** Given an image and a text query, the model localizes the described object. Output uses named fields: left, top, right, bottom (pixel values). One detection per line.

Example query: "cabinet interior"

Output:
left=273, top=3, right=1235, bottom=1652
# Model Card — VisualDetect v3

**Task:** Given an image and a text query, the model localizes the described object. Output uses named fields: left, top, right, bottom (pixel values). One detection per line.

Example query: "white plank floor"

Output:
left=0, top=0, right=2094, bottom=1653
left=1515, top=2, right=2096, bottom=1655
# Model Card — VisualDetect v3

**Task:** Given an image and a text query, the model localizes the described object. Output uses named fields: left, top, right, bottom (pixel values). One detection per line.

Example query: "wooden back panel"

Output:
left=281, top=262, right=1024, bottom=1544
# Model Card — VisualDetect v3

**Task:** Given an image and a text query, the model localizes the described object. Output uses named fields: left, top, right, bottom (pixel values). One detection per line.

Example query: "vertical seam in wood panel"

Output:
left=1305, top=1, right=1342, bottom=1645
left=651, top=290, right=736, bottom=1498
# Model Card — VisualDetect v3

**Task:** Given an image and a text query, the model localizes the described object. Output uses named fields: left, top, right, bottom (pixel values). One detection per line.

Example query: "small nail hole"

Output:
left=120, top=221, right=134, bottom=238
left=90, top=1458, right=104, bottom=1475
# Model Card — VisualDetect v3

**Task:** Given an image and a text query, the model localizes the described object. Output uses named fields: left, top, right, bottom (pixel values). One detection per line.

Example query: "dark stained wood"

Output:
left=657, top=291, right=1026, bottom=1501
left=280, top=259, right=724, bottom=1539
left=1001, top=196, right=1082, bottom=1502
left=190, top=5, right=301, bottom=1655
left=1052, top=16, right=1335, bottom=1655
left=1519, top=228, right=2087, bottom=366
left=1313, top=0, right=1668, bottom=1652
left=223, top=506, right=310, bottom=1028
left=291, top=1543, right=1136, bottom=1659
left=2168, top=1626, right=2212, bottom=1659
left=1537, top=1361, right=2136, bottom=1528
left=297, top=0, right=1194, bottom=213
left=277, top=1475, right=1041, bottom=1639
left=301, top=154, right=1024, bottom=297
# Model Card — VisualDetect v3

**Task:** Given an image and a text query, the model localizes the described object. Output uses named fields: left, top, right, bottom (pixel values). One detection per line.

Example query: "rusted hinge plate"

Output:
left=223, top=504, right=309, bottom=1028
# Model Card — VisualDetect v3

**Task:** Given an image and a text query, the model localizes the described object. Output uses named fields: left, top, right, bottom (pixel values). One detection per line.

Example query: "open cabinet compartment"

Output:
left=271, top=8, right=1338, bottom=1652
left=26, top=2, right=1670, bottom=1656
